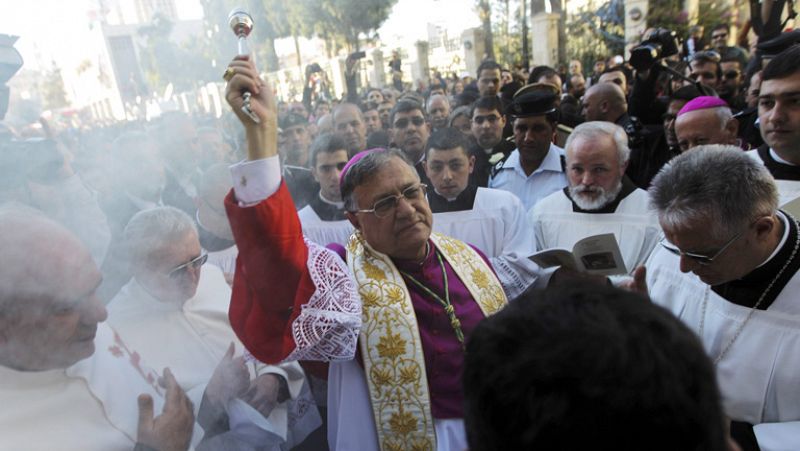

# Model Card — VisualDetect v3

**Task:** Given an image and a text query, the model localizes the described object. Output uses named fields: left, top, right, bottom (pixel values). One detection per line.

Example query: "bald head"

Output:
left=0, top=206, right=105, bottom=370
left=581, top=82, right=628, bottom=122
left=333, top=103, right=367, bottom=155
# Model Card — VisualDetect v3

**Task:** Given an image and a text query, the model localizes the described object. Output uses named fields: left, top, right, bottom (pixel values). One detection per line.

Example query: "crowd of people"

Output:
left=1, top=18, right=800, bottom=451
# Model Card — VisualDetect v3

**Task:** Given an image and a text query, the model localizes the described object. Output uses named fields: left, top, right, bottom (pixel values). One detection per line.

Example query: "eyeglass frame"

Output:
left=167, top=253, right=208, bottom=278
left=659, top=229, right=745, bottom=266
left=353, top=183, right=428, bottom=218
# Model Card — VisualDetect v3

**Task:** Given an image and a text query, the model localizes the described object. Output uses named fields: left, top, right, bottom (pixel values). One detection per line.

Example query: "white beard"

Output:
left=569, top=180, right=623, bottom=211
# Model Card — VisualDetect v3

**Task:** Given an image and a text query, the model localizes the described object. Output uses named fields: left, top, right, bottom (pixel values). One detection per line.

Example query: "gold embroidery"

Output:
left=389, top=407, right=418, bottom=435
left=347, top=230, right=506, bottom=451
left=377, top=328, right=406, bottom=360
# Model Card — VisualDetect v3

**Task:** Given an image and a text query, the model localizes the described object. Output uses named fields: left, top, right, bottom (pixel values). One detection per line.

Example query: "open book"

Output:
left=529, top=233, right=627, bottom=276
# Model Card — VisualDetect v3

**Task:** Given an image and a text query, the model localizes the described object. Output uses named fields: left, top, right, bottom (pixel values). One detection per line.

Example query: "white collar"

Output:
left=319, top=191, right=345, bottom=209
left=770, top=148, right=798, bottom=166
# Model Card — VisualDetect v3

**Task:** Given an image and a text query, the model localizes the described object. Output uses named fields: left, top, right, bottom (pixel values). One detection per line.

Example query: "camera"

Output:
left=629, top=29, right=679, bottom=71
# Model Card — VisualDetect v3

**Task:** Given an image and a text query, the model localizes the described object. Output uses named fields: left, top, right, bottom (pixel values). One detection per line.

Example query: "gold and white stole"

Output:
left=346, top=231, right=506, bottom=451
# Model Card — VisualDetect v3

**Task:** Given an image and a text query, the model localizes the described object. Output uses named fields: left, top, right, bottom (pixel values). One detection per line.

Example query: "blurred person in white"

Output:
left=0, top=206, right=195, bottom=451
left=0, top=138, right=111, bottom=267
left=530, top=122, right=660, bottom=282
left=195, top=164, right=238, bottom=286
left=640, top=147, right=800, bottom=451
left=107, top=207, right=320, bottom=450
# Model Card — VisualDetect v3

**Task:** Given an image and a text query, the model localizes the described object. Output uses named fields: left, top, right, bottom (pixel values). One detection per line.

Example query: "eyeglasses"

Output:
left=393, top=116, right=426, bottom=129
left=472, top=114, right=501, bottom=125
left=355, top=183, right=427, bottom=218
left=167, top=253, right=208, bottom=278
left=659, top=230, right=744, bottom=266
left=723, top=70, right=741, bottom=80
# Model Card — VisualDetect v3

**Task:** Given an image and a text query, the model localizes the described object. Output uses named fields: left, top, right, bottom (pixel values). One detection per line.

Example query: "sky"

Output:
left=0, top=0, right=480, bottom=72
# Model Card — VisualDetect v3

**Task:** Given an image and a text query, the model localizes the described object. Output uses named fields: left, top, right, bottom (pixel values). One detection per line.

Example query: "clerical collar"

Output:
left=393, top=240, right=435, bottom=271
left=758, top=146, right=800, bottom=180
left=564, top=176, right=637, bottom=214
left=711, top=211, right=800, bottom=310
left=318, top=191, right=345, bottom=209
left=771, top=148, right=797, bottom=166
left=427, top=184, right=479, bottom=213
left=309, top=191, right=347, bottom=221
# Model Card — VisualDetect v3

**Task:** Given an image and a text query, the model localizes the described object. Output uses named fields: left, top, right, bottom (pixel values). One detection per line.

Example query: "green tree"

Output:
left=477, top=0, right=496, bottom=60
left=138, top=13, right=218, bottom=93
left=41, top=62, right=69, bottom=110
left=566, top=0, right=625, bottom=69
left=303, top=0, right=398, bottom=51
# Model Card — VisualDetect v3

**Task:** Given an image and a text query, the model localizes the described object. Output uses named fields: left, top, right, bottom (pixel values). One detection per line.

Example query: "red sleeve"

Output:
left=224, top=181, right=317, bottom=364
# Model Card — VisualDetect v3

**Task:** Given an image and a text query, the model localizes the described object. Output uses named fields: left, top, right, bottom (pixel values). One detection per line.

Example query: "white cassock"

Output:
left=107, top=264, right=320, bottom=448
left=432, top=187, right=543, bottom=300
left=746, top=148, right=800, bottom=206
left=530, top=187, right=661, bottom=275
left=646, top=216, right=800, bottom=451
left=298, top=204, right=353, bottom=247
left=0, top=323, right=201, bottom=450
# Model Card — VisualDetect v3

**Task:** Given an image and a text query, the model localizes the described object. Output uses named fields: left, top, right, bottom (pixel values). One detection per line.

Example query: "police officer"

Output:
left=489, top=91, right=567, bottom=211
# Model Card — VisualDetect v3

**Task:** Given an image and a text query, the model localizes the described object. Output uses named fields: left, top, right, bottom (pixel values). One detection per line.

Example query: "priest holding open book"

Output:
left=529, top=121, right=661, bottom=281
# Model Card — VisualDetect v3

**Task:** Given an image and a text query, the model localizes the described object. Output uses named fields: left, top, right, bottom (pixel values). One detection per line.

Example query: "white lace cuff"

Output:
left=284, top=240, right=362, bottom=362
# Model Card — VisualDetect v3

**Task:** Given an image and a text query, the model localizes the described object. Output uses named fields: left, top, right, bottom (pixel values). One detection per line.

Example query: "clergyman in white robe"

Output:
left=646, top=211, right=800, bottom=451
left=107, top=264, right=320, bottom=448
left=530, top=181, right=661, bottom=276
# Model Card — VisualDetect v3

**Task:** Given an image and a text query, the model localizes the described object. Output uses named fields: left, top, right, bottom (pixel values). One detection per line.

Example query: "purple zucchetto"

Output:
left=677, top=96, right=730, bottom=117
left=339, top=148, right=387, bottom=189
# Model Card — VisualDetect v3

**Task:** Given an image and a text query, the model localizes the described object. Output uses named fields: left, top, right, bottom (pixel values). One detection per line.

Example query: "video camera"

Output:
left=629, top=29, right=679, bottom=71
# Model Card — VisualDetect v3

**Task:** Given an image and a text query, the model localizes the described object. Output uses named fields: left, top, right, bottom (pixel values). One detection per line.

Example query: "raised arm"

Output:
left=222, top=57, right=361, bottom=365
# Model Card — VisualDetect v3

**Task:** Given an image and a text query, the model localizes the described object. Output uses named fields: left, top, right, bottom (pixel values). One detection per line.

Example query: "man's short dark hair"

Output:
left=477, top=60, right=502, bottom=77
left=527, top=65, right=558, bottom=85
left=712, top=23, right=730, bottom=34
left=425, top=127, right=470, bottom=158
left=389, top=99, right=426, bottom=127
left=762, top=45, right=800, bottom=82
left=463, top=284, right=728, bottom=451
left=309, top=133, right=348, bottom=168
left=363, top=101, right=379, bottom=113
left=469, top=96, right=504, bottom=118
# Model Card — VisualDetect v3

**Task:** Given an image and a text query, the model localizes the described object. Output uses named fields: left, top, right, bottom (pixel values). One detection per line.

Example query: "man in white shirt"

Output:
left=0, top=206, right=194, bottom=451
left=641, top=146, right=800, bottom=451
left=531, top=122, right=660, bottom=277
left=489, top=90, right=567, bottom=211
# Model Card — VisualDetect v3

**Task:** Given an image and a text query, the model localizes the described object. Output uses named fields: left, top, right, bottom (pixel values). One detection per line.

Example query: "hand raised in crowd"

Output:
left=136, top=368, right=195, bottom=451
left=242, top=373, right=284, bottom=418
left=205, top=343, right=250, bottom=410
left=223, top=56, right=278, bottom=160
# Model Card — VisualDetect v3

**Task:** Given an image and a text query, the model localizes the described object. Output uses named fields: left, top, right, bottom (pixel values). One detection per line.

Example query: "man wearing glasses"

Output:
left=389, top=98, right=432, bottom=184
left=108, top=206, right=316, bottom=448
left=639, top=146, right=800, bottom=450
left=221, top=56, right=533, bottom=451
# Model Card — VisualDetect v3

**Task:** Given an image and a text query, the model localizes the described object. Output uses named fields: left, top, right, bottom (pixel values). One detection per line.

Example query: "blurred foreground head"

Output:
left=0, top=206, right=106, bottom=371
left=464, top=284, right=730, bottom=451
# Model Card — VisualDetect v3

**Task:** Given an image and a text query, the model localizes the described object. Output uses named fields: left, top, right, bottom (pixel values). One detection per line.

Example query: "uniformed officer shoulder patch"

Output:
left=490, top=156, right=509, bottom=178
